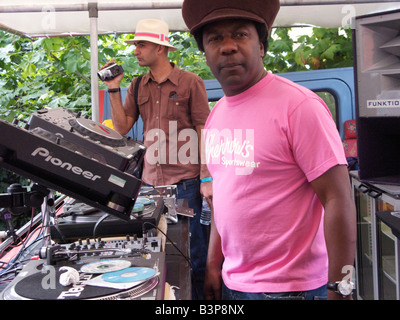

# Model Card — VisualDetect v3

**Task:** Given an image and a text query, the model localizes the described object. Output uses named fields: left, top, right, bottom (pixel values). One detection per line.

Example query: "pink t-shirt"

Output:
left=204, top=73, right=347, bottom=293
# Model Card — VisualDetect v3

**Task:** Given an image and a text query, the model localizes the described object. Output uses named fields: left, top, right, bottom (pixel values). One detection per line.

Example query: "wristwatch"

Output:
left=108, top=88, right=120, bottom=93
left=327, top=280, right=355, bottom=297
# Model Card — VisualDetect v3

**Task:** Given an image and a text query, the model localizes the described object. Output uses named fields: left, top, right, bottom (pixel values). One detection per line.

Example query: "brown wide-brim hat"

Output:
left=182, top=0, right=280, bottom=35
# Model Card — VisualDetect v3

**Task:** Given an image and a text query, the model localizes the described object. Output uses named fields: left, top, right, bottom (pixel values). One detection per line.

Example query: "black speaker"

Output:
left=354, top=9, right=400, bottom=184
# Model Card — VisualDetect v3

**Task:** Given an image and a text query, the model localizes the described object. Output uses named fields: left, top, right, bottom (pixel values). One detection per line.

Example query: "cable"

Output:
left=142, top=221, right=192, bottom=269
left=142, top=221, right=200, bottom=299
left=92, top=213, right=110, bottom=239
left=49, top=222, right=66, bottom=244
left=0, top=224, right=48, bottom=280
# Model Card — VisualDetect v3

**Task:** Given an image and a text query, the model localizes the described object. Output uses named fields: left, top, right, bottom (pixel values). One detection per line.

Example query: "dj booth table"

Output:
left=0, top=212, right=192, bottom=300
left=164, top=216, right=192, bottom=300
left=0, top=107, right=193, bottom=300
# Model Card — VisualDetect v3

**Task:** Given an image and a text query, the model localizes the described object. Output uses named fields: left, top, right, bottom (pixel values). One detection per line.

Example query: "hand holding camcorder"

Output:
left=98, top=63, right=124, bottom=82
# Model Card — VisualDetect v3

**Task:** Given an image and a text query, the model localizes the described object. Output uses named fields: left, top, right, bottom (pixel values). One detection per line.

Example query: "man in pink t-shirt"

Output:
left=182, top=0, right=357, bottom=300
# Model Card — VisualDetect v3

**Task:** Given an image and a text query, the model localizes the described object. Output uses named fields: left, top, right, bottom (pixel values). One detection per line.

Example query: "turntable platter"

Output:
left=69, top=117, right=125, bottom=147
left=12, top=262, right=159, bottom=300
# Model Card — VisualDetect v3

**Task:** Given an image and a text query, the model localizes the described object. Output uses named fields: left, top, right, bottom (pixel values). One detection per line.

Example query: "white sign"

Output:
left=367, top=99, right=400, bottom=108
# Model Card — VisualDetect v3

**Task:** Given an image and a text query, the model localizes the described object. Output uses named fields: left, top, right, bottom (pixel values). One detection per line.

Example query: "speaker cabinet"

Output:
left=355, top=10, right=400, bottom=184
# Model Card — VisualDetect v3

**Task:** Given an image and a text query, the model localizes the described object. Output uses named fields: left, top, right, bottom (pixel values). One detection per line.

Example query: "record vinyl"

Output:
left=132, top=203, right=145, bottom=213
left=135, top=198, right=155, bottom=206
left=102, top=267, right=156, bottom=283
left=81, top=259, right=131, bottom=274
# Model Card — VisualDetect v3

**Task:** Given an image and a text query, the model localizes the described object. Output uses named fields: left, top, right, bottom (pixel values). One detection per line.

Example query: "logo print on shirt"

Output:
left=204, top=128, right=260, bottom=175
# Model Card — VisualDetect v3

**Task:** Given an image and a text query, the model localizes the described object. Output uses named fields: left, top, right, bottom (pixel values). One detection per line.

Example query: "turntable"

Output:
left=28, top=107, right=146, bottom=175
left=0, top=250, right=166, bottom=300
left=0, top=107, right=146, bottom=221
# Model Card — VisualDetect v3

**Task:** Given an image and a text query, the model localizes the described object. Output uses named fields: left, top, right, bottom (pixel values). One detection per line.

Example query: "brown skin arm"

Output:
left=310, top=165, right=357, bottom=300
left=196, top=125, right=213, bottom=204
left=101, top=59, right=135, bottom=135
left=203, top=209, right=223, bottom=300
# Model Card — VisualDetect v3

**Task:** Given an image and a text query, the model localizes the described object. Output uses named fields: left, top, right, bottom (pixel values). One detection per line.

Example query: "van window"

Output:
left=315, top=90, right=337, bottom=125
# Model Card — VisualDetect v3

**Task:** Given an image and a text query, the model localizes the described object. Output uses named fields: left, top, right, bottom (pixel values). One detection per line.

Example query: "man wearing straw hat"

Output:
left=102, top=19, right=212, bottom=300
left=182, top=0, right=356, bottom=300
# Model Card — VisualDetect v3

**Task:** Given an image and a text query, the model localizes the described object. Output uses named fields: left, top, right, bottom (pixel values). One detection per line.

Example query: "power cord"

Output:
left=142, top=221, right=200, bottom=300
left=142, top=221, right=192, bottom=268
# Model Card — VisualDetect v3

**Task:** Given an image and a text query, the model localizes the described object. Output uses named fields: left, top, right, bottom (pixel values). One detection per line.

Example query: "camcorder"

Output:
left=98, top=63, right=124, bottom=81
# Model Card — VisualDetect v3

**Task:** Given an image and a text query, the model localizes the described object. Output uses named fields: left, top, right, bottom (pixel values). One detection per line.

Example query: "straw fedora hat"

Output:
left=125, top=19, right=177, bottom=51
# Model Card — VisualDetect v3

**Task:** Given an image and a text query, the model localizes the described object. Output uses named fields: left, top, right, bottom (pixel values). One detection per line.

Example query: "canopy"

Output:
left=2, top=0, right=400, bottom=36
left=1, top=0, right=400, bottom=120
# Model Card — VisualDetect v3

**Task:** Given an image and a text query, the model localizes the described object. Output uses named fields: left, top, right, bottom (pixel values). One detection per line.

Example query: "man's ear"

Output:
left=157, top=44, right=169, bottom=56
left=260, top=42, right=265, bottom=58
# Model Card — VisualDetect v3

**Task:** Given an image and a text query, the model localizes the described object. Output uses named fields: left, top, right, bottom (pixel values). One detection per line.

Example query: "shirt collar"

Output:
left=143, top=63, right=179, bottom=86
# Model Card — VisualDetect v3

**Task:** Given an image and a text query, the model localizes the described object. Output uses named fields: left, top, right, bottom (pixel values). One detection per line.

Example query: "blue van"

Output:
left=102, top=67, right=355, bottom=141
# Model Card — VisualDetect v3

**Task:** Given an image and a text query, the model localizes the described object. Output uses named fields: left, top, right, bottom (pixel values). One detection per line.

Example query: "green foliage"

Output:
left=266, top=27, right=353, bottom=73
left=0, top=32, right=91, bottom=121
left=0, top=27, right=352, bottom=121
left=169, top=32, right=214, bottom=79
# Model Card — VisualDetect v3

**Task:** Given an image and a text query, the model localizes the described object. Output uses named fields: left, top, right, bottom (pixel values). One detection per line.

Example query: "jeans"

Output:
left=176, top=177, right=209, bottom=300
left=222, top=282, right=327, bottom=300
